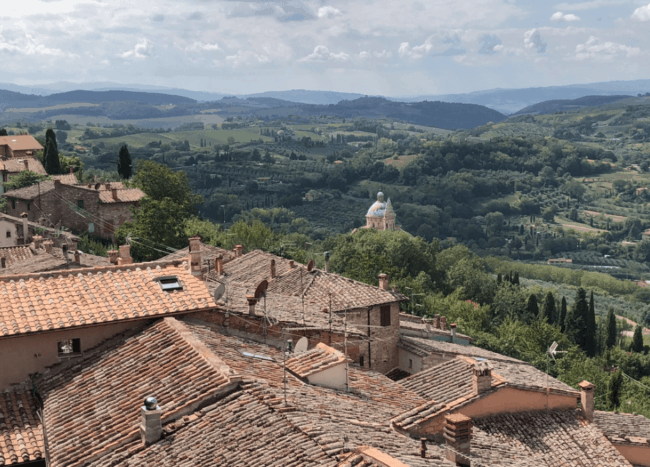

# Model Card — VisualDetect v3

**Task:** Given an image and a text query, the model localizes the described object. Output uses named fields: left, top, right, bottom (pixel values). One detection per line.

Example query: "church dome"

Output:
left=366, top=192, right=387, bottom=217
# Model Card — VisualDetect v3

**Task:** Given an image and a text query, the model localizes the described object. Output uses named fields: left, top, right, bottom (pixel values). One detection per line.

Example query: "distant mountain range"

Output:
left=3, top=79, right=650, bottom=113
left=512, top=95, right=634, bottom=116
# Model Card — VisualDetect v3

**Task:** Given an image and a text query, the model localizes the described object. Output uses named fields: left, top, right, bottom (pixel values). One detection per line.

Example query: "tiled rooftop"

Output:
left=286, top=343, right=350, bottom=379
left=211, top=249, right=407, bottom=312
left=2, top=180, right=144, bottom=203
left=398, top=335, right=524, bottom=363
left=0, top=245, right=111, bottom=276
left=157, top=241, right=236, bottom=273
left=399, top=313, right=472, bottom=340
left=0, top=213, right=79, bottom=242
left=37, top=318, right=237, bottom=467
left=470, top=409, right=633, bottom=466
left=98, top=188, right=145, bottom=203
left=0, top=158, right=46, bottom=176
left=0, top=260, right=213, bottom=337
left=0, top=136, right=43, bottom=152
left=0, top=246, right=34, bottom=270
left=0, top=385, right=44, bottom=466
left=2, top=180, right=57, bottom=200
left=594, top=410, right=650, bottom=446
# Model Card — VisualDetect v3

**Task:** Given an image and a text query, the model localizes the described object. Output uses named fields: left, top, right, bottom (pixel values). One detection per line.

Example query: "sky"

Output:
left=0, top=0, right=649, bottom=96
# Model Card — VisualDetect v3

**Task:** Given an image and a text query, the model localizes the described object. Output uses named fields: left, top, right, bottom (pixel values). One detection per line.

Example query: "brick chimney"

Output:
left=433, top=314, right=440, bottom=329
left=246, top=295, right=257, bottom=316
left=324, top=251, right=330, bottom=273
left=472, top=361, right=493, bottom=394
left=140, top=396, right=162, bottom=446
left=69, top=165, right=74, bottom=174
left=234, top=244, right=243, bottom=257
left=188, top=236, right=202, bottom=277
left=289, top=260, right=295, bottom=268
left=74, top=250, right=81, bottom=264
left=107, top=249, right=119, bottom=265
left=43, top=240, right=53, bottom=254
left=378, top=273, right=389, bottom=290
left=440, top=316, right=447, bottom=331
left=270, top=259, right=276, bottom=279
left=450, top=323, right=457, bottom=343
left=215, top=254, right=224, bottom=275
left=118, top=244, right=133, bottom=265
left=444, top=414, right=472, bottom=466
left=33, top=235, right=43, bottom=249
left=579, top=380, right=595, bottom=422
left=111, top=188, right=118, bottom=201
left=54, top=178, right=61, bottom=188
left=19, top=212, right=29, bottom=244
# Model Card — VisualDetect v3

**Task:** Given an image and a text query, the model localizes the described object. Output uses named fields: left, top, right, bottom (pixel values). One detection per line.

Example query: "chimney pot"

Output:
left=215, top=254, right=224, bottom=275
left=579, top=380, right=595, bottom=422
left=118, top=244, right=133, bottom=265
left=324, top=251, right=330, bottom=273
left=69, top=166, right=74, bottom=174
left=188, top=236, right=202, bottom=277
left=433, top=314, right=440, bottom=329
left=108, top=249, right=119, bottom=264
left=111, top=188, right=118, bottom=200
left=74, top=250, right=81, bottom=264
left=33, top=235, right=43, bottom=249
left=473, top=361, right=493, bottom=394
left=246, top=295, right=257, bottom=316
left=270, top=259, right=276, bottom=279
left=43, top=240, right=53, bottom=254
left=444, top=414, right=472, bottom=466
left=450, top=323, right=457, bottom=342
left=54, top=178, right=61, bottom=188
left=235, top=244, right=243, bottom=257
left=440, top=316, right=447, bottom=331
left=378, top=273, right=390, bottom=290
left=420, top=438, right=427, bottom=459
left=289, top=260, right=295, bottom=268
left=140, top=397, right=162, bottom=446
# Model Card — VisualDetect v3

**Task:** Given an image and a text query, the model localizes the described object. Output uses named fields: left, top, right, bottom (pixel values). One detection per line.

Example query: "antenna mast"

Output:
left=344, top=308, right=349, bottom=392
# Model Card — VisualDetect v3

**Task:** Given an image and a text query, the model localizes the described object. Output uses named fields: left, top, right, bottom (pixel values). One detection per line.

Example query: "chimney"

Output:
left=43, top=240, right=53, bottom=254
left=69, top=165, right=74, bottom=174
left=111, top=188, right=118, bottom=201
left=215, top=254, right=224, bottom=275
left=433, top=314, right=440, bottom=329
left=33, top=235, right=43, bottom=249
left=450, top=323, right=457, bottom=343
left=472, top=361, right=493, bottom=394
left=74, top=250, right=81, bottom=264
left=234, top=244, right=243, bottom=257
left=105, top=182, right=111, bottom=190
left=579, top=380, right=595, bottom=422
left=118, top=244, right=133, bottom=265
left=246, top=295, right=257, bottom=316
left=289, top=260, right=295, bottom=268
left=24, top=159, right=29, bottom=171
left=444, top=414, right=472, bottom=466
left=270, top=259, right=276, bottom=279
left=378, top=273, right=389, bottom=290
left=54, top=178, right=61, bottom=188
left=140, top=396, right=162, bottom=446
left=188, top=236, right=202, bottom=277
left=20, top=212, right=29, bottom=244
left=107, top=249, right=119, bottom=265
left=324, top=251, right=330, bottom=273
left=440, top=316, right=447, bottom=331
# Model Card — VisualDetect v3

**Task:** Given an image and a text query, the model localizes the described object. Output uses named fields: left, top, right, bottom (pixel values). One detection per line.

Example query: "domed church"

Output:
left=363, top=192, right=399, bottom=231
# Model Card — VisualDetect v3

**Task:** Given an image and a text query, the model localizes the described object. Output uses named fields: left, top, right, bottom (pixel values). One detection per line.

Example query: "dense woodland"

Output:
left=2, top=94, right=650, bottom=418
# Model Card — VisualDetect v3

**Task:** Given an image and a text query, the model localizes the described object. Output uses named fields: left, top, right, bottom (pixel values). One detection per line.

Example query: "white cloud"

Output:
left=524, top=29, right=547, bottom=53
left=550, top=12, right=580, bottom=22
left=317, top=6, right=342, bottom=18
left=0, top=31, right=73, bottom=57
left=120, top=38, right=153, bottom=59
left=553, top=0, right=626, bottom=11
left=300, top=45, right=349, bottom=61
left=575, top=35, right=642, bottom=59
left=632, top=3, right=650, bottom=21
left=359, top=50, right=370, bottom=59
left=358, top=49, right=392, bottom=59
left=398, top=32, right=464, bottom=59
left=223, top=50, right=271, bottom=67
left=187, top=41, right=220, bottom=52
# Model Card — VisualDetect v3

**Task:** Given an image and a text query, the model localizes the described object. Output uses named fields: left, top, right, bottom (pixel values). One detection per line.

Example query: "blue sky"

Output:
left=1, top=0, right=649, bottom=95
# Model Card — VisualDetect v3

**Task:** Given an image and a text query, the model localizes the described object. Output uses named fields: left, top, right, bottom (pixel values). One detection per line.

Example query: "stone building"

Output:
left=363, top=191, right=399, bottom=231
left=2, top=179, right=145, bottom=239
left=0, top=212, right=79, bottom=248
left=0, top=135, right=43, bottom=159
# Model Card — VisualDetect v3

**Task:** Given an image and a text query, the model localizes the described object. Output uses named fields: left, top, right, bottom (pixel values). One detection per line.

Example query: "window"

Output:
left=57, top=338, right=81, bottom=356
left=11, top=199, right=15, bottom=210
left=88, top=222, right=94, bottom=233
left=5, top=230, right=10, bottom=238
left=77, top=200, right=84, bottom=209
left=380, top=305, right=391, bottom=327
left=157, top=276, right=183, bottom=291
left=409, top=359, right=413, bottom=369
left=26, top=201, right=30, bottom=211
left=359, top=356, right=365, bottom=367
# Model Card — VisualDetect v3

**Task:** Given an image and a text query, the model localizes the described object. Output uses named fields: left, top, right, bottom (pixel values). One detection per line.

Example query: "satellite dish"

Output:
left=295, top=337, right=308, bottom=353
left=307, top=259, right=315, bottom=271
left=254, top=280, right=268, bottom=299
left=213, top=283, right=226, bottom=302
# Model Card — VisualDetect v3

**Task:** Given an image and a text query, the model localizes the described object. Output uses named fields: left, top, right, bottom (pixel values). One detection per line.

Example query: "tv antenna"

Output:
left=546, top=341, right=567, bottom=409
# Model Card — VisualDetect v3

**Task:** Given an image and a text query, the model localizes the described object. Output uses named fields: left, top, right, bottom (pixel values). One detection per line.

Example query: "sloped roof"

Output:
left=0, top=385, right=44, bottom=466
left=0, top=213, right=79, bottom=242
left=0, top=260, right=213, bottom=338
left=2, top=180, right=59, bottom=200
left=470, top=409, right=633, bottom=467
left=398, top=335, right=523, bottom=363
left=2, top=179, right=142, bottom=204
left=0, top=136, right=43, bottom=152
left=157, top=241, right=236, bottom=274
left=594, top=410, right=650, bottom=447
left=0, top=246, right=35, bottom=269
left=0, top=245, right=111, bottom=276
left=212, top=249, right=406, bottom=312
left=52, top=173, right=78, bottom=185
left=0, top=158, right=46, bottom=176
left=98, top=188, right=145, bottom=203
left=37, top=318, right=237, bottom=467
left=286, top=343, right=349, bottom=378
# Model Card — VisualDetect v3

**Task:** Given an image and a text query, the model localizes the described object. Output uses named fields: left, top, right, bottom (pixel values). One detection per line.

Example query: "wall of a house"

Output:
left=613, top=444, right=650, bottom=467
left=398, top=347, right=423, bottom=375
left=307, top=363, right=347, bottom=390
left=0, top=219, right=17, bottom=247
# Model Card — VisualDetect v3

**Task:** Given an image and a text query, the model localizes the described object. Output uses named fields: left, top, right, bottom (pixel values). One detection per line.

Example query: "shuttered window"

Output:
left=380, top=305, right=391, bottom=327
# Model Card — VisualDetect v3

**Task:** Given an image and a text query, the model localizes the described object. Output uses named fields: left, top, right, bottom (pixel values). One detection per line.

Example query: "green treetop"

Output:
left=631, top=325, right=644, bottom=353
left=559, top=297, right=568, bottom=333
left=606, top=308, right=617, bottom=349
left=44, top=139, right=61, bottom=175
left=542, top=291, right=556, bottom=324
left=117, top=144, right=132, bottom=179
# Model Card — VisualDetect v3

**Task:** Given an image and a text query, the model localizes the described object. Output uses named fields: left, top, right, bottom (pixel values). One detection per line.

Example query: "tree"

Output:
left=559, top=297, right=568, bottom=333
left=525, top=294, right=539, bottom=322
left=631, top=325, right=644, bottom=353
left=45, top=128, right=57, bottom=148
left=565, top=288, right=595, bottom=356
left=607, top=370, right=623, bottom=410
left=586, top=291, right=597, bottom=356
left=2, top=171, right=49, bottom=191
left=117, top=145, right=132, bottom=179
left=542, top=291, right=556, bottom=324
left=44, top=139, right=61, bottom=175
left=0, top=128, right=7, bottom=136
left=606, top=308, right=617, bottom=349
left=56, top=130, right=67, bottom=144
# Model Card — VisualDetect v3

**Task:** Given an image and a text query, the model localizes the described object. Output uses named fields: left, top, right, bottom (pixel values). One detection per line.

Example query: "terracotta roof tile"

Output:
left=0, top=158, right=46, bottom=176
left=157, top=242, right=236, bottom=273
left=52, top=174, right=78, bottom=185
left=286, top=343, right=350, bottom=378
left=400, top=358, right=481, bottom=405
left=98, top=188, right=145, bottom=203
left=398, top=335, right=524, bottom=363
left=0, top=136, right=43, bottom=152
left=0, top=385, right=44, bottom=466
left=0, top=246, right=111, bottom=276
left=0, top=261, right=213, bottom=337
left=0, top=246, right=35, bottom=269
left=0, top=213, right=79, bottom=242
left=594, top=410, right=650, bottom=447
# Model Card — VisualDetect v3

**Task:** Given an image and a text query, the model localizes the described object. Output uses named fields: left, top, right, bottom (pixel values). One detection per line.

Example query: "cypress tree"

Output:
left=45, top=128, right=57, bottom=148
left=631, top=325, right=644, bottom=353
left=117, top=144, right=132, bottom=179
left=526, top=294, right=539, bottom=321
left=513, top=272, right=520, bottom=286
left=586, top=291, right=597, bottom=357
left=44, top=139, right=61, bottom=175
left=542, top=291, right=556, bottom=323
left=566, top=288, right=589, bottom=353
left=497, top=273, right=502, bottom=285
left=560, top=297, right=568, bottom=332
left=606, top=308, right=617, bottom=349
left=607, top=370, right=623, bottom=410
